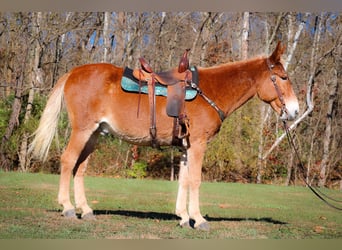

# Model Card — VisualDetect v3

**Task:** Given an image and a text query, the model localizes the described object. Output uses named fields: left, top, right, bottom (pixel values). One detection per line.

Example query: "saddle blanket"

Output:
left=121, top=67, right=198, bottom=101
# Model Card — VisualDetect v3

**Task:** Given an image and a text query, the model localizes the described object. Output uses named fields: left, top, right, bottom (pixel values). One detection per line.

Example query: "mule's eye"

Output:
left=281, top=75, right=288, bottom=80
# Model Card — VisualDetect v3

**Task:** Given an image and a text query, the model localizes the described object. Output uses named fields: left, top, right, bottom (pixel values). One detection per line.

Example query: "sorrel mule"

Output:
left=30, top=42, right=299, bottom=230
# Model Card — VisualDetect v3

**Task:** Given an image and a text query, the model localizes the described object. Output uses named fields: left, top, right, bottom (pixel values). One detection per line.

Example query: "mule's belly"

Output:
left=97, top=84, right=178, bottom=146
left=98, top=116, right=174, bottom=147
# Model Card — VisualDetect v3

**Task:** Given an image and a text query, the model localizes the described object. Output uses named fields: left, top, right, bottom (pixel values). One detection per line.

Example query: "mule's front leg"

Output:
left=175, top=151, right=190, bottom=227
left=188, top=142, right=209, bottom=230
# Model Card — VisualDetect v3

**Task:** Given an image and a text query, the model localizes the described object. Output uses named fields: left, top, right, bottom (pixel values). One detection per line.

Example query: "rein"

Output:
left=267, top=59, right=342, bottom=211
left=282, top=120, right=342, bottom=211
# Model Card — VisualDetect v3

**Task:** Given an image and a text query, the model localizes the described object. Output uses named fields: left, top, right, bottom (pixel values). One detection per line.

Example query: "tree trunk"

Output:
left=283, top=13, right=309, bottom=70
left=256, top=14, right=271, bottom=183
left=285, top=152, right=294, bottom=186
left=240, top=12, right=249, bottom=60
left=257, top=106, right=272, bottom=183
left=52, top=12, right=72, bottom=88
left=318, top=68, right=338, bottom=187
left=0, top=69, right=24, bottom=170
left=307, top=114, right=321, bottom=185
left=154, top=12, right=167, bottom=67
left=265, top=13, right=285, bottom=50
left=167, top=27, right=178, bottom=68
left=190, top=12, right=210, bottom=65
left=103, top=12, right=111, bottom=62
left=233, top=12, right=250, bottom=172
left=19, top=12, right=43, bottom=172
left=113, top=12, right=125, bottom=65
left=123, top=13, right=144, bottom=66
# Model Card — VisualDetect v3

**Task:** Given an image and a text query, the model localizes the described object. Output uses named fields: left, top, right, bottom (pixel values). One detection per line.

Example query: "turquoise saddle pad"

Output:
left=121, top=67, right=198, bottom=101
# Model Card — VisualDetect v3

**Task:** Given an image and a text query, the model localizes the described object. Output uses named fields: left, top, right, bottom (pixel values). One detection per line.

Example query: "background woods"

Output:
left=0, top=12, right=341, bottom=188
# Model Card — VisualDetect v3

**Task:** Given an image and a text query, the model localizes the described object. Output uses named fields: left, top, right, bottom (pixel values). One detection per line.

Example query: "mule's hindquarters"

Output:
left=29, top=70, right=99, bottom=219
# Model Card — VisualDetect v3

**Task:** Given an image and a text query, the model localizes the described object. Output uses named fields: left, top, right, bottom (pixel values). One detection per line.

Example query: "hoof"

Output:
left=82, top=212, right=96, bottom=220
left=195, top=221, right=210, bottom=231
left=62, top=209, right=77, bottom=219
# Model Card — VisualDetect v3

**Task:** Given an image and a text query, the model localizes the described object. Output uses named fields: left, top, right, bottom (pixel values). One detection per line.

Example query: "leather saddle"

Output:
left=132, top=50, right=192, bottom=117
left=131, top=49, right=193, bottom=148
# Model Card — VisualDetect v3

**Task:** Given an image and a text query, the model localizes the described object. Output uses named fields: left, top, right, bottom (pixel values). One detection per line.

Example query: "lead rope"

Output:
left=266, top=58, right=342, bottom=210
left=282, top=120, right=342, bottom=211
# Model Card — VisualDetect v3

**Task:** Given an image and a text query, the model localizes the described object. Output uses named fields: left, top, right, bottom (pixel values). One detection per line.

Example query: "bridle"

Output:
left=266, top=58, right=342, bottom=211
left=266, top=58, right=289, bottom=119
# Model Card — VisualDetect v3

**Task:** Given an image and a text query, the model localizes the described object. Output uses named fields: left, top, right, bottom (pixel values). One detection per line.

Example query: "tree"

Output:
left=240, top=12, right=250, bottom=60
left=318, top=26, right=341, bottom=187
left=0, top=13, right=31, bottom=170
left=18, top=12, right=44, bottom=172
left=102, top=12, right=111, bottom=62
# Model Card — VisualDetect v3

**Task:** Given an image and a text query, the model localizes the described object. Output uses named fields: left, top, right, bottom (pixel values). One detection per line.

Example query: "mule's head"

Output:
left=257, top=42, right=299, bottom=121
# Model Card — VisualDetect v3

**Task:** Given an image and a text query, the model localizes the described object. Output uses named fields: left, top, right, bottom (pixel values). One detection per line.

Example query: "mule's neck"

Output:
left=199, top=57, right=266, bottom=118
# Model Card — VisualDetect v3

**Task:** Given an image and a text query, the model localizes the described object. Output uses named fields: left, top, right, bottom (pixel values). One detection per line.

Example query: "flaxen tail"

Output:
left=29, top=73, right=70, bottom=161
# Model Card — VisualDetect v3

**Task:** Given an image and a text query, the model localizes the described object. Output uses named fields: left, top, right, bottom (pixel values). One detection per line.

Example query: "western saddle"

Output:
left=132, top=49, right=192, bottom=148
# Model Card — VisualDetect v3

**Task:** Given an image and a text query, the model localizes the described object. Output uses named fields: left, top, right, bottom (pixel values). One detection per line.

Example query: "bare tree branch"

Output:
left=284, top=13, right=310, bottom=70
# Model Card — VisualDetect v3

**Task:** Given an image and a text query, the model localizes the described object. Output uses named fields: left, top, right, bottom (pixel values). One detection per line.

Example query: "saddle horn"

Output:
left=139, top=57, right=153, bottom=73
left=178, top=49, right=190, bottom=73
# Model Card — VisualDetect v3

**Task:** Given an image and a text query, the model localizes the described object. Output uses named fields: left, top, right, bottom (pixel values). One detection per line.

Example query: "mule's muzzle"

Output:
left=281, top=100, right=299, bottom=121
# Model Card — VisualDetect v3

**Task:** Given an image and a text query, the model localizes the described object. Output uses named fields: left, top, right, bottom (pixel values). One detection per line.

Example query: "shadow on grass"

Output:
left=92, top=209, right=287, bottom=225
left=48, top=209, right=287, bottom=225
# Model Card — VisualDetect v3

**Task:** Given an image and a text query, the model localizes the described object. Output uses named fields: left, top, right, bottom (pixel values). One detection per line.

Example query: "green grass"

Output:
left=0, top=172, right=341, bottom=239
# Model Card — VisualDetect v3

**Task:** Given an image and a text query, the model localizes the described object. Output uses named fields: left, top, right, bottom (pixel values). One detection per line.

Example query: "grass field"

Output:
left=0, top=171, right=341, bottom=239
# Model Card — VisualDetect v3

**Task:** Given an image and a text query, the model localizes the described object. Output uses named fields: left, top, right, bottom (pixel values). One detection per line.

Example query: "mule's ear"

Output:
left=270, top=41, right=286, bottom=63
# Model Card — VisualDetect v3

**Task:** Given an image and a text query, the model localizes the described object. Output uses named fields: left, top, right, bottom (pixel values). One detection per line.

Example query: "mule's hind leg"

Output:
left=58, top=129, right=94, bottom=218
left=74, top=158, right=94, bottom=219
left=73, top=130, right=100, bottom=219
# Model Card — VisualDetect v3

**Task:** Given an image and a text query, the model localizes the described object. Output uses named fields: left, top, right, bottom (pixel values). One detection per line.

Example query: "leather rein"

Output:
left=266, top=59, right=342, bottom=211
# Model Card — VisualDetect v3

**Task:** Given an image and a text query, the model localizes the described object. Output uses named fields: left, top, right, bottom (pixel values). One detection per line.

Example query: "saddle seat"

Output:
left=133, top=49, right=191, bottom=86
left=133, top=67, right=191, bottom=86
left=132, top=49, right=193, bottom=118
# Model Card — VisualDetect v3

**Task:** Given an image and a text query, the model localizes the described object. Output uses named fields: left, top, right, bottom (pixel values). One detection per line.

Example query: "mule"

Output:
left=30, top=41, right=299, bottom=230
